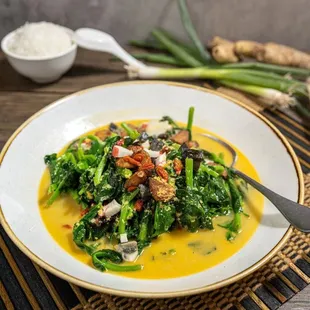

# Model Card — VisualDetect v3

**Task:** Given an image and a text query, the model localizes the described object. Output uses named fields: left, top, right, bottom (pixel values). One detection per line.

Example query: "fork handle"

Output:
left=234, top=169, right=310, bottom=232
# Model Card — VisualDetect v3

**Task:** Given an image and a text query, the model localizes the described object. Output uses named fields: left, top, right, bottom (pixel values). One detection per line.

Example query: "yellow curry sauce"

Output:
left=39, top=121, right=264, bottom=279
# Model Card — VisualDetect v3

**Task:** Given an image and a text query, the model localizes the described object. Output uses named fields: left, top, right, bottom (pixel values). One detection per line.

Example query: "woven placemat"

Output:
left=74, top=177, right=310, bottom=310
left=0, top=94, right=309, bottom=310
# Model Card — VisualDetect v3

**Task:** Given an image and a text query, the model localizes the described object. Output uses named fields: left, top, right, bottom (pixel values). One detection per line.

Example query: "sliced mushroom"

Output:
left=149, top=178, right=175, bottom=202
left=186, top=140, right=199, bottom=148
left=116, top=158, right=135, bottom=169
left=125, top=170, right=147, bottom=190
left=95, top=129, right=111, bottom=141
left=115, top=241, right=139, bottom=262
left=81, top=138, right=92, bottom=151
left=171, top=130, right=189, bottom=145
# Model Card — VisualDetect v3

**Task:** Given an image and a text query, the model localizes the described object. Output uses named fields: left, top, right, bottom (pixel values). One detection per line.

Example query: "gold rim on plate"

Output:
left=0, top=81, right=304, bottom=298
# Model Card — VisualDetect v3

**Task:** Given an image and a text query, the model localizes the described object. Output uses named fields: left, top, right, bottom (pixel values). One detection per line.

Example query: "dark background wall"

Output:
left=1, top=0, right=309, bottom=50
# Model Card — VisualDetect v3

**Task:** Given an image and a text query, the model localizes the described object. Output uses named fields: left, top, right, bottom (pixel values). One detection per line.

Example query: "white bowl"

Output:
left=1, top=27, right=77, bottom=83
left=0, top=81, right=303, bottom=297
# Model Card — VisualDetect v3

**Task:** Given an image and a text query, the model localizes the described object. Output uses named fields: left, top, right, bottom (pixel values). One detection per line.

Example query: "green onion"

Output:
left=294, top=101, right=310, bottom=119
left=129, top=36, right=202, bottom=61
left=178, top=0, right=211, bottom=63
left=159, top=29, right=209, bottom=62
left=130, top=53, right=187, bottom=66
left=151, top=29, right=203, bottom=67
left=223, top=62, right=310, bottom=79
left=129, top=39, right=165, bottom=50
left=185, top=158, right=194, bottom=188
left=219, top=79, right=296, bottom=109
left=187, top=106, right=195, bottom=140
left=126, top=66, right=308, bottom=97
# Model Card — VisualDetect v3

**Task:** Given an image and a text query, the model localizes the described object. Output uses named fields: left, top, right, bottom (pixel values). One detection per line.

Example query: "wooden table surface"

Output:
left=0, top=48, right=309, bottom=310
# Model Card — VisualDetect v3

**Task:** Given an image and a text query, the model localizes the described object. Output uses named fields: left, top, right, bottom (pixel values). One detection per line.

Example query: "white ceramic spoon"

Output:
left=74, top=28, right=146, bottom=68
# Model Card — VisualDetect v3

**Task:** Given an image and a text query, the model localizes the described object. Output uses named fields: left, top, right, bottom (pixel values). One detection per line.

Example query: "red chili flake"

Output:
left=127, top=186, right=137, bottom=192
left=173, top=158, right=183, bottom=175
left=141, top=123, right=148, bottom=130
left=134, top=199, right=144, bottom=212
left=116, top=139, right=124, bottom=146
left=123, top=156, right=141, bottom=166
left=156, top=166, right=169, bottom=181
left=62, top=224, right=72, bottom=229
left=80, top=208, right=90, bottom=217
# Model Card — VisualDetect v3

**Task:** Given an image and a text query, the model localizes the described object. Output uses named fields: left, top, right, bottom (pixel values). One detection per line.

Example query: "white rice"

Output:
left=7, top=22, right=72, bottom=57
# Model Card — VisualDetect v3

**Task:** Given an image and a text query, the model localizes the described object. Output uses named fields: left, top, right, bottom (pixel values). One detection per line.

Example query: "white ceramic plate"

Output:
left=0, top=81, right=304, bottom=298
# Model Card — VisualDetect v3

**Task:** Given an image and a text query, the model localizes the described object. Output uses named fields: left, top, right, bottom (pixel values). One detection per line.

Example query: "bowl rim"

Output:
left=0, top=80, right=304, bottom=298
left=1, top=24, right=77, bottom=61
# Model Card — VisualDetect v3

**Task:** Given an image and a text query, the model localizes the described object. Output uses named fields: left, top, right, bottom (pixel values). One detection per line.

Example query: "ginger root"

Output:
left=209, top=36, right=239, bottom=63
left=210, top=37, right=310, bottom=69
left=212, top=43, right=240, bottom=63
left=257, top=43, right=310, bottom=69
left=234, top=40, right=264, bottom=58
left=209, top=36, right=233, bottom=48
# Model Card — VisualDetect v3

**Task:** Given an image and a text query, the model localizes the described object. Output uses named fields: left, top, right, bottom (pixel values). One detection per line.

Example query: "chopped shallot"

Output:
left=120, top=233, right=128, bottom=243
left=141, top=140, right=150, bottom=149
left=144, top=149, right=160, bottom=158
left=155, top=152, right=167, bottom=166
left=98, top=199, right=121, bottom=219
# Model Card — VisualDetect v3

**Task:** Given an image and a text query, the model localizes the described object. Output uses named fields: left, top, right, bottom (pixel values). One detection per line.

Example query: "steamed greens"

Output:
left=44, top=107, right=248, bottom=273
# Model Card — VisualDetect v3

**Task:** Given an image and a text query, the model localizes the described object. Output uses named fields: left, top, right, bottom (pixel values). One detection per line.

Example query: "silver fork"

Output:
left=201, top=134, right=310, bottom=232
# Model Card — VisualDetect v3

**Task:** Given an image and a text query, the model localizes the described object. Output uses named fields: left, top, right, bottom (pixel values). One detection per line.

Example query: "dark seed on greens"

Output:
left=138, top=184, right=152, bottom=201
left=109, top=122, right=118, bottom=132
left=150, top=138, right=164, bottom=151
left=158, top=133, right=169, bottom=139
left=139, top=131, right=149, bottom=143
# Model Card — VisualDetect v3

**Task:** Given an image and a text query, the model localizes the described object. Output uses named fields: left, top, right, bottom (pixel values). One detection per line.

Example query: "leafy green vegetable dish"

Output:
left=44, top=107, right=247, bottom=272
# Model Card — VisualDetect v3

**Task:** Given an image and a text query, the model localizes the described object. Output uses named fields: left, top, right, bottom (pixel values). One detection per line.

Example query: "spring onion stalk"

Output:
left=129, top=39, right=165, bottom=50
left=154, top=29, right=205, bottom=61
left=223, top=62, right=310, bottom=80
left=129, top=37, right=196, bottom=55
left=129, top=33, right=206, bottom=62
left=219, top=80, right=297, bottom=109
left=187, top=106, right=195, bottom=140
left=294, top=101, right=310, bottom=118
left=130, top=53, right=187, bottom=66
left=185, top=158, right=194, bottom=188
left=151, top=29, right=203, bottom=67
left=178, top=0, right=211, bottom=63
left=126, top=66, right=308, bottom=97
